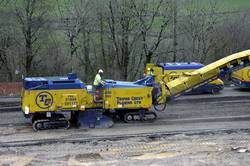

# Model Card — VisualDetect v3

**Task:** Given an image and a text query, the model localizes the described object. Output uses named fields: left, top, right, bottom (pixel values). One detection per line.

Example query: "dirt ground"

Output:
left=0, top=131, right=250, bottom=166
left=0, top=87, right=250, bottom=165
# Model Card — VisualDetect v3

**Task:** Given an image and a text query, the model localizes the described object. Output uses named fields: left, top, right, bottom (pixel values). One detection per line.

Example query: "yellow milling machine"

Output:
left=21, top=50, right=250, bottom=130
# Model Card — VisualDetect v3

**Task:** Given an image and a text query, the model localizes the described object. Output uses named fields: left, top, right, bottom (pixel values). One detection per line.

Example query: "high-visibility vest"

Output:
left=93, top=73, right=102, bottom=86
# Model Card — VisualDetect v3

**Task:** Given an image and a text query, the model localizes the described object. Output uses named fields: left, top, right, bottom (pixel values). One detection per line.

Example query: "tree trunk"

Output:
left=172, top=0, right=177, bottom=62
left=25, top=26, right=33, bottom=75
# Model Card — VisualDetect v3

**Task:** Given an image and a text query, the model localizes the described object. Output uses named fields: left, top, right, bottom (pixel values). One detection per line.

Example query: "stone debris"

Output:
left=231, top=147, right=249, bottom=153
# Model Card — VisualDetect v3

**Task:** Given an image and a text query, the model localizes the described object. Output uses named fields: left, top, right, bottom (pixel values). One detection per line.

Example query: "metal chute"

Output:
left=75, top=110, right=114, bottom=128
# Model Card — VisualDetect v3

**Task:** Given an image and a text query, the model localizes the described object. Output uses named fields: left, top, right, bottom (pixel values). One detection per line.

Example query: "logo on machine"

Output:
left=36, top=92, right=53, bottom=109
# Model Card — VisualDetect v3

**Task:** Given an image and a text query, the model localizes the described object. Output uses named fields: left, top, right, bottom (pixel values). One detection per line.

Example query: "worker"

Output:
left=93, top=69, right=105, bottom=87
left=93, top=69, right=105, bottom=102
left=146, top=68, right=155, bottom=77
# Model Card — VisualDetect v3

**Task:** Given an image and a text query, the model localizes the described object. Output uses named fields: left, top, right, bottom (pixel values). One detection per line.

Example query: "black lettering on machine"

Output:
left=116, top=97, right=132, bottom=106
left=64, top=95, right=78, bottom=106
left=116, top=96, right=143, bottom=105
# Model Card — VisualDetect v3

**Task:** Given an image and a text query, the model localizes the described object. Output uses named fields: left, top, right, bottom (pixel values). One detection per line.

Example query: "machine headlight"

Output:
left=24, top=106, right=29, bottom=114
left=80, top=105, right=85, bottom=110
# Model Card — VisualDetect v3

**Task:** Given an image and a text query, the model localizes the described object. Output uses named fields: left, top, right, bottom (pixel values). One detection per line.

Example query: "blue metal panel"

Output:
left=187, top=83, right=224, bottom=94
left=170, top=82, right=224, bottom=100
left=23, top=73, right=85, bottom=90
left=134, top=76, right=155, bottom=86
left=104, top=79, right=149, bottom=88
left=159, top=62, right=204, bottom=70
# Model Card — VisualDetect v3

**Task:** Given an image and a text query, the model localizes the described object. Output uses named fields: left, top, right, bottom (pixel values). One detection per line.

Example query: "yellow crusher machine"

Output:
left=21, top=50, right=250, bottom=130
left=145, top=62, right=224, bottom=94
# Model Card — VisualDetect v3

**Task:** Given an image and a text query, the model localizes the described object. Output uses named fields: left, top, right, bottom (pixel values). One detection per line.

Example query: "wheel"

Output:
left=153, top=103, right=167, bottom=112
left=126, top=115, right=133, bottom=121
left=133, top=115, right=140, bottom=120
left=63, top=120, right=70, bottom=129
left=33, top=120, right=43, bottom=131
left=124, top=113, right=134, bottom=123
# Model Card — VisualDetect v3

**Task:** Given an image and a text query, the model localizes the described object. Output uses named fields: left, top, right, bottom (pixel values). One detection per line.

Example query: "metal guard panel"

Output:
left=159, top=62, right=204, bottom=70
left=103, top=87, right=153, bottom=109
left=23, top=76, right=85, bottom=90
left=21, top=89, right=98, bottom=114
left=104, top=78, right=153, bottom=88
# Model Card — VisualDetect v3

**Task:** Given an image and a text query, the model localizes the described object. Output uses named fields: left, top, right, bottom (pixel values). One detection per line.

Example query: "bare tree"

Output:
left=0, top=0, right=9, bottom=6
left=132, top=0, right=172, bottom=65
left=57, top=0, right=94, bottom=80
left=74, top=0, right=94, bottom=82
left=172, top=0, right=178, bottom=62
left=181, top=0, right=218, bottom=63
left=15, top=0, right=49, bottom=75
left=107, top=0, right=169, bottom=80
left=0, top=29, right=14, bottom=81
left=95, top=1, right=117, bottom=77
left=107, top=0, right=137, bottom=80
left=224, top=12, right=250, bottom=54
left=124, top=0, right=173, bottom=79
left=0, top=0, right=249, bottom=82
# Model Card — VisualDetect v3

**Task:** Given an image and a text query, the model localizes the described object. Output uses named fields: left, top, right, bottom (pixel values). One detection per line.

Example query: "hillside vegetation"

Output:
left=0, top=0, right=250, bottom=83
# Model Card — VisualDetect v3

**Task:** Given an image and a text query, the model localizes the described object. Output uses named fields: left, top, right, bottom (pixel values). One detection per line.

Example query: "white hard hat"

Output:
left=98, top=69, right=104, bottom=73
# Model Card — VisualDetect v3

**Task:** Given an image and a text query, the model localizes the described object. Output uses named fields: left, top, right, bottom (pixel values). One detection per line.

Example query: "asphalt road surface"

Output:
left=0, top=86, right=250, bottom=165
